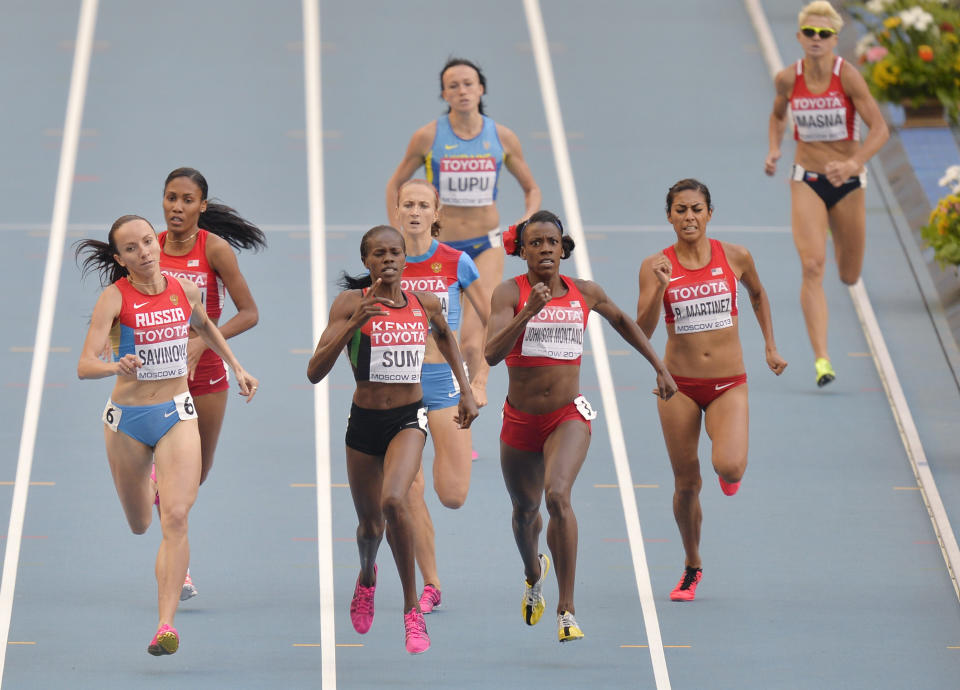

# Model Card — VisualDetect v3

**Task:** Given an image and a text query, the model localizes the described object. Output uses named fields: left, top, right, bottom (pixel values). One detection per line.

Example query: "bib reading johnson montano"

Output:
left=426, top=114, right=504, bottom=207
left=791, top=56, right=860, bottom=143
left=112, top=276, right=191, bottom=381
left=348, top=290, right=429, bottom=383
left=662, top=239, right=738, bottom=335
left=506, top=274, right=588, bottom=367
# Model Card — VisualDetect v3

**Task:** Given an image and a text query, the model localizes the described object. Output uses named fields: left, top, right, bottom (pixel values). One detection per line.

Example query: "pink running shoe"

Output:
left=150, top=464, right=159, bottom=506
left=471, top=450, right=479, bottom=461
left=403, top=608, right=430, bottom=654
left=418, top=584, right=442, bottom=614
left=670, top=566, right=703, bottom=602
left=180, top=568, right=198, bottom=601
left=349, top=565, right=376, bottom=634
left=147, top=624, right=179, bottom=656
left=718, top=476, right=740, bottom=496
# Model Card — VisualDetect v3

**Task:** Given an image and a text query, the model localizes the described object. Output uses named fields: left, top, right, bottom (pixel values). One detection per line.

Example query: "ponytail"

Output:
left=74, top=214, right=153, bottom=286
left=199, top=200, right=267, bottom=251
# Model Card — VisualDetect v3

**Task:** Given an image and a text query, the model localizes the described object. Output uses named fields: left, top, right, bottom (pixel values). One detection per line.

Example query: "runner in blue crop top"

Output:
left=395, top=179, right=489, bottom=616
left=385, top=57, right=542, bottom=408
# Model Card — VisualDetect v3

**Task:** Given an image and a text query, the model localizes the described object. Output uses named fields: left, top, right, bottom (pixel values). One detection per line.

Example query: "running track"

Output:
left=1, top=1, right=959, bottom=688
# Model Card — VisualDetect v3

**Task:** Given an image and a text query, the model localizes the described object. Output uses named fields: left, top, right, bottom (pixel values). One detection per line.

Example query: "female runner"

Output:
left=307, top=225, right=478, bottom=654
left=386, top=57, right=541, bottom=406
left=765, top=0, right=887, bottom=386
left=76, top=215, right=257, bottom=655
left=395, top=179, right=488, bottom=614
left=157, top=167, right=265, bottom=600
left=486, top=211, right=675, bottom=642
left=636, top=179, right=787, bottom=602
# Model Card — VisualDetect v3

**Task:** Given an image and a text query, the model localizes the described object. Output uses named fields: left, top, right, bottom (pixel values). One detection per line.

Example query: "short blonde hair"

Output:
left=798, top=1, right=843, bottom=31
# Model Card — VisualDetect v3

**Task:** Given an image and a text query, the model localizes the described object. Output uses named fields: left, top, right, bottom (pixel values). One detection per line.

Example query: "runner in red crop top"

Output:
left=307, top=226, right=477, bottom=654
left=76, top=215, right=258, bottom=657
left=637, top=179, right=786, bottom=603
left=158, top=167, right=266, bottom=601
left=764, top=1, right=888, bottom=387
left=486, top=211, right=675, bottom=641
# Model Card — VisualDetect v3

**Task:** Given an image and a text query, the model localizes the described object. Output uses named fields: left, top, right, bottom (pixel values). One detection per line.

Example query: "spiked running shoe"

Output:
left=557, top=610, right=584, bottom=642
left=670, top=566, right=703, bottom=602
left=350, top=565, right=377, bottom=634
left=180, top=568, right=198, bottom=601
left=718, top=476, right=741, bottom=496
left=815, top=358, right=835, bottom=388
left=403, top=608, right=430, bottom=654
left=147, top=624, right=179, bottom=656
left=418, top=584, right=442, bottom=614
left=521, top=553, right=550, bottom=626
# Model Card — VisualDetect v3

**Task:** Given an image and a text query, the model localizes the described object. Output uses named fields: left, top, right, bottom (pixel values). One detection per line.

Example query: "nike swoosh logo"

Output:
left=448, top=391, right=459, bottom=397
left=209, top=375, right=226, bottom=385
left=164, top=409, right=177, bottom=418
left=714, top=382, right=735, bottom=391
left=134, top=301, right=149, bottom=309
left=668, top=276, right=684, bottom=282
left=444, top=144, right=458, bottom=150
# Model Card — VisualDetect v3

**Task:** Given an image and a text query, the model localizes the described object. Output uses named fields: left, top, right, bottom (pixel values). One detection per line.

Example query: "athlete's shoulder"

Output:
left=774, top=64, right=797, bottom=93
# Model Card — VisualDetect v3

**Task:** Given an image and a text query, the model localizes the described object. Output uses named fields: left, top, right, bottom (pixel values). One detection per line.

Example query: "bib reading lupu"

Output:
left=426, top=114, right=504, bottom=207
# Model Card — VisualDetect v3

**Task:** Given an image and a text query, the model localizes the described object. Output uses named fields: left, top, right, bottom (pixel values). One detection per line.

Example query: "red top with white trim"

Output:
left=112, top=276, right=192, bottom=381
left=662, top=239, right=738, bottom=334
left=791, top=56, right=860, bottom=142
left=506, top=274, right=588, bottom=368
left=158, top=229, right=224, bottom=321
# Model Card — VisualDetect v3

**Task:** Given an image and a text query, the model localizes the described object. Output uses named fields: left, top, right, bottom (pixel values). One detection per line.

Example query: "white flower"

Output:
left=865, top=0, right=894, bottom=12
left=899, top=7, right=935, bottom=32
left=855, top=33, right=878, bottom=58
left=939, top=165, right=960, bottom=193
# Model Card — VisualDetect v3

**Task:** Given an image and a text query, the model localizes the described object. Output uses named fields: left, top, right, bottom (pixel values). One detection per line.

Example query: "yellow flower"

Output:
left=945, top=33, right=959, bottom=45
left=884, top=16, right=902, bottom=29
left=872, top=59, right=901, bottom=88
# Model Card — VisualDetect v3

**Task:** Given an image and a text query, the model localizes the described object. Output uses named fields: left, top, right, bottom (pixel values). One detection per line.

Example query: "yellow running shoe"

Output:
left=557, top=610, right=584, bottom=642
left=521, top=553, right=550, bottom=626
left=815, top=358, right=835, bottom=388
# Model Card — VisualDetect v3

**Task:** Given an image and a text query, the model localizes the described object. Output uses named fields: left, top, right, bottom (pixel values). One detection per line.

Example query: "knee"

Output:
left=838, top=268, right=860, bottom=286
left=800, top=255, right=825, bottom=281
left=380, top=493, right=405, bottom=524
left=438, top=492, right=466, bottom=510
left=129, top=518, right=151, bottom=535
left=544, top=487, right=572, bottom=518
left=159, top=505, right=189, bottom=536
left=511, top=500, right=540, bottom=525
left=673, top=473, right=702, bottom=497
left=435, top=478, right=467, bottom=509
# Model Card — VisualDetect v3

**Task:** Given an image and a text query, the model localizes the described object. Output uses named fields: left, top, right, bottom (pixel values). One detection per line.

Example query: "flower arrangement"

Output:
left=920, top=165, right=960, bottom=267
left=849, top=0, right=960, bottom=123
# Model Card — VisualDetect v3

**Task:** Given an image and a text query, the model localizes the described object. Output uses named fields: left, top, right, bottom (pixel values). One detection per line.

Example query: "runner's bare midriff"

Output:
left=794, top=139, right=862, bottom=176
left=438, top=204, right=499, bottom=241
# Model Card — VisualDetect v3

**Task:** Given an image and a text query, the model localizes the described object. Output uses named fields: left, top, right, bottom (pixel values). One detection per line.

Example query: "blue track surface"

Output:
left=2, top=1, right=959, bottom=687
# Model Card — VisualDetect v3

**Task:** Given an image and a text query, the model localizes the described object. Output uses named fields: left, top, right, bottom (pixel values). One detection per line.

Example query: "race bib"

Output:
left=521, top=305, right=584, bottom=360
left=401, top=277, right=449, bottom=320
left=668, top=280, right=734, bottom=334
left=102, top=399, right=122, bottom=431
left=174, top=390, right=198, bottom=420
left=573, top=394, right=597, bottom=421
left=439, top=157, right=497, bottom=206
left=792, top=95, right=848, bottom=142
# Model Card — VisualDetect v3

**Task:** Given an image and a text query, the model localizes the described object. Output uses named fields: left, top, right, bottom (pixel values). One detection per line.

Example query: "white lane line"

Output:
left=744, top=0, right=960, bottom=603
left=522, top=2, right=670, bottom=687
left=0, top=0, right=99, bottom=683
left=302, top=0, right=336, bottom=686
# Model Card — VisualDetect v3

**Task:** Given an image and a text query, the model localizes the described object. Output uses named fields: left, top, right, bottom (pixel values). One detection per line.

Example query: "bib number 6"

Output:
left=174, top=391, right=198, bottom=421
left=416, top=406, right=428, bottom=431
